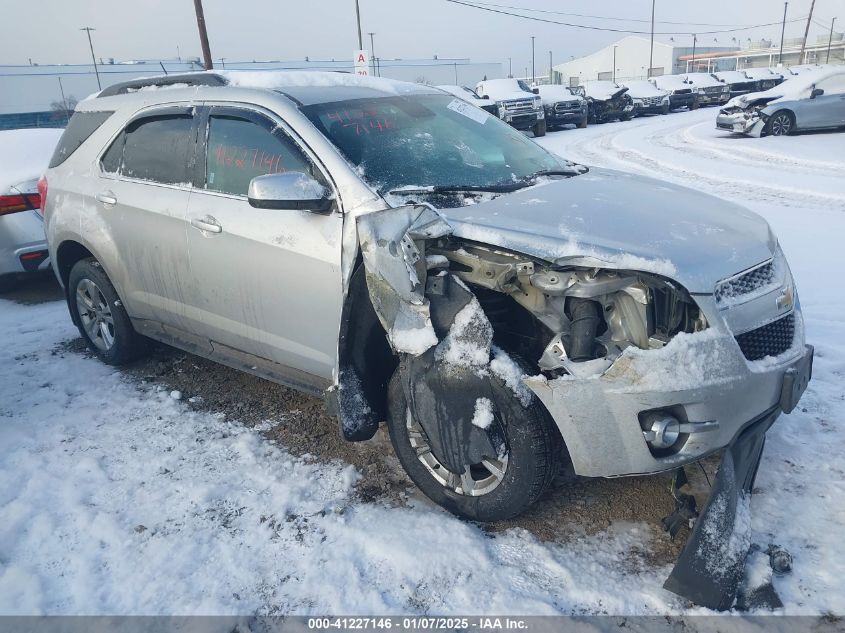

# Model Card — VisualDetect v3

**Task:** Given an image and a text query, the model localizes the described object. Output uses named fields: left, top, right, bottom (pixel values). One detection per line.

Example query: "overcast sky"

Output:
left=3, top=0, right=843, bottom=72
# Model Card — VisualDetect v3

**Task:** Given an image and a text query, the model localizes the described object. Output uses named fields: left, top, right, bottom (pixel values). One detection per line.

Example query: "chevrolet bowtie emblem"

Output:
left=776, top=285, right=794, bottom=311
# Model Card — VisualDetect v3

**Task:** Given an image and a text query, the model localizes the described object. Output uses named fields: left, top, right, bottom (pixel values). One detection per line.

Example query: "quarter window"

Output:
left=100, top=113, right=195, bottom=185
left=205, top=115, right=313, bottom=196
left=816, top=74, right=845, bottom=95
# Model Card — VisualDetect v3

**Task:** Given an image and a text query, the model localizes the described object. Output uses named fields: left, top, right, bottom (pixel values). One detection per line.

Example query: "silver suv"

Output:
left=44, top=71, right=812, bottom=607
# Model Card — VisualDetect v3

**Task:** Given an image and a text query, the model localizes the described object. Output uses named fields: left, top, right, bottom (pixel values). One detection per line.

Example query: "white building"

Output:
left=552, top=35, right=736, bottom=86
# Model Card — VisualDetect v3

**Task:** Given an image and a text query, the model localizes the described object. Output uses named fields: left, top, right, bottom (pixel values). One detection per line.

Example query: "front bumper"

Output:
left=716, top=110, right=766, bottom=136
left=500, top=110, right=544, bottom=130
left=668, top=93, right=697, bottom=109
left=545, top=106, right=587, bottom=126
left=698, top=92, right=730, bottom=105
left=525, top=311, right=810, bottom=478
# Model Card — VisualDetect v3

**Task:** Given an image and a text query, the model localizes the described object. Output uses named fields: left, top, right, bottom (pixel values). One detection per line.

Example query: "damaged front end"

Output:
left=716, top=98, right=777, bottom=136
left=346, top=203, right=812, bottom=611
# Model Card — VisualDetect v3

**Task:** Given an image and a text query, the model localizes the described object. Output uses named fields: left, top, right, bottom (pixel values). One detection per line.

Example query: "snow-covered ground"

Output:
left=1, top=110, right=844, bottom=615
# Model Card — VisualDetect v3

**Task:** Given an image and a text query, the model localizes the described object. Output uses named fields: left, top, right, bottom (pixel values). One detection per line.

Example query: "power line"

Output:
left=463, top=0, right=764, bottom=28
left=444, top=0, right=808, bottom=36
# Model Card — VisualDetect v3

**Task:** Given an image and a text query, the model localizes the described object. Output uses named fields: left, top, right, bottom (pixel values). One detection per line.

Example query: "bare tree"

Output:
left=51, top=96, right=78, bottom=121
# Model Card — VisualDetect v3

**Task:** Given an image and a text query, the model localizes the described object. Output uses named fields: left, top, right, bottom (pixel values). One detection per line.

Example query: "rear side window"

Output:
left=48, top=111, right=114, bottom=168
left=102, top=114, right=195, bottom=185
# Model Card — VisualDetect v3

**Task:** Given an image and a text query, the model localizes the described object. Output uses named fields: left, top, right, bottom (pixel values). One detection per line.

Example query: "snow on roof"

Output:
left=743, top=67, right=783, bottom=79
left=536, top=85, right=580, bottom=103
left=684, top=72, right=722, bottom=88
left=727, top=67, right=844, bottom=107
left=714, top=71, right=750, bottom=83
left=218, top=70, right=428, bottom=95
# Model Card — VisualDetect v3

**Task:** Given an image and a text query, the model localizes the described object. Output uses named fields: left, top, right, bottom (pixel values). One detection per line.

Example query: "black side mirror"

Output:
left=811, top=87, right=824, bottom=98
left=532, top=87, right=540, bottom=94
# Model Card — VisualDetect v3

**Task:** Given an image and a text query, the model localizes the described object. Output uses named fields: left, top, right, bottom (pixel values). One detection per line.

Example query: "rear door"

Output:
left=807, top=73, right=845, bottom=127
left=96, top=106, right=198, bottom=328
left=182, top=104, right=344, bottom=382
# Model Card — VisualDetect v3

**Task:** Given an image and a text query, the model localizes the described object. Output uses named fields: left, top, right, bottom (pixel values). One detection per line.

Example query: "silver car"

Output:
left=717, top=67, right=845, bottom=136
left=44, top=71, right=812, bottom=608
left=0, top=129, right=61, bottom=291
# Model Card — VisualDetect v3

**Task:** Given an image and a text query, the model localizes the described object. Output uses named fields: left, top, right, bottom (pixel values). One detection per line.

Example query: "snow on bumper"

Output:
left=716, top=110, right=766, bottom=136
left=524, top=311, right=810, bottom=478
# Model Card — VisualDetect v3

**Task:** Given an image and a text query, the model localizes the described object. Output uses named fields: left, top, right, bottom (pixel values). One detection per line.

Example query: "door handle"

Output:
left=191, top=217, right=222, bottom=234
left=96, top=191, right=117, bottom=206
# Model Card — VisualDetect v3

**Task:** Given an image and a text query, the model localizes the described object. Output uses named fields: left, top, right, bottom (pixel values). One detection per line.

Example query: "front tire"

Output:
left=386, top=363, right=562, bottom=522
left=533, top=120, right=547, bottom=137
left=577, top=115, right=588, bottom=128
left=766, top=110, right=794, bottom=136
left=690, top=99, right=700, bottom=110
left=68, top=258, right=148, bottom=365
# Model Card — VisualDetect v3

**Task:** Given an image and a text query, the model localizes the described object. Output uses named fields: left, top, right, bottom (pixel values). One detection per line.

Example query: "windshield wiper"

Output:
left=385, top=183, right=522, bottom=196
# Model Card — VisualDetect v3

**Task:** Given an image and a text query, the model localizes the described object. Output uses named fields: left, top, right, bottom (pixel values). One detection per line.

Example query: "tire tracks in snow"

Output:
left=564, top=116, right=845, bottom=212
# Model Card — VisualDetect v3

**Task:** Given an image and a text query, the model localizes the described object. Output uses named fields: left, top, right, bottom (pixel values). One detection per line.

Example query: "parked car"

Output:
left=43, top=72, right=813, bottom=609
left=577, top=80, right=634, bottom=123
left=475, top=78, right=546, bottom=136
left=684, top=73, right=731, bottom=106
left=716, top=66, right=845, bottom=136
left=743, top=67, right=785, bottom=90
left=650, top=74, right=700, bottom=110
left=435, top=85, right=497, bottom=115
left=0, top=128, right=63, bottom=292
left=621, top=80, right=671, bottom=115
left=713, top=71, right=759, bottom=98
left=535, top=84, right=588, bottom=129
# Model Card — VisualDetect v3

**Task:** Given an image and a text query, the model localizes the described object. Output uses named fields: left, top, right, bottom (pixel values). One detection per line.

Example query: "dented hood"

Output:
left=438, top=168, right=775, bottom=294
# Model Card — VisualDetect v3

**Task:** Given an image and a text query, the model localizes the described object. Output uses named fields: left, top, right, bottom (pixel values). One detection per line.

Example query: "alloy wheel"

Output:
left=770, top=113, right=792, bottom=136
left=405, top=409, right=508, bottom=497
left=75, top=278, right=115, bottom=352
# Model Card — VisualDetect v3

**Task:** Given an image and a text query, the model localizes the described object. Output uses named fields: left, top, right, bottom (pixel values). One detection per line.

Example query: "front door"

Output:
left=183, top=105, right=344, bottom=382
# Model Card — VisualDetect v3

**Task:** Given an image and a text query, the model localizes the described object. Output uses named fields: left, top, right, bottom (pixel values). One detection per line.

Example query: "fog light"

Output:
left=642, top=412, right=681, bottom=449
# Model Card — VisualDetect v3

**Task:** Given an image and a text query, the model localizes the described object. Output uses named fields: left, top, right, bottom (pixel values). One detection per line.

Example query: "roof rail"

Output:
left=97, top=73, right=228, bottom=98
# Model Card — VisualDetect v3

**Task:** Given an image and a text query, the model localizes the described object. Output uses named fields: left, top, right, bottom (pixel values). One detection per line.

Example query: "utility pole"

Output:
left=80, top=27, right=101, bottom=90
left=57, top=77, right=70, bottom=123
left=779, top=2, right=788, bottom=65
left=549, top=50, right=553, bottom=84
left=192, top=0, right=214, bottom=70
left=355, top=0, right=363, bottom=50
left=800, top=0, right=816, bottom=64
left=531, top=36, right=536, bottom=84
left=454, top=62, right=458, bottom=83
left=827, top=17, right=837, bottom=63
left=508, top=57, right=512, bottom=78
left=691, top=34, right=697, bottom=72
left=648, top=0, right=655, bottom=77
left=368, top=32, right=376, bottom=75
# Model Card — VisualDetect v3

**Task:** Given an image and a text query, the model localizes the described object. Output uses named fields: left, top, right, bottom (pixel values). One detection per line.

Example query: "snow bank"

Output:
left=0, top=128, right=63, bottom=191
left=471, top=397, right=494, bottom=429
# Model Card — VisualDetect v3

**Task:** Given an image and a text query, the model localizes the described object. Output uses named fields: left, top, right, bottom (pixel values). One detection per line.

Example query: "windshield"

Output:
left=301, top=94, right=571, bottom=195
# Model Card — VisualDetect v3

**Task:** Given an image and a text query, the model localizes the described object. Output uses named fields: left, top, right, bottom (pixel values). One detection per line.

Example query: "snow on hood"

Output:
left=725, top=67, right=841, bottom=109
left=437, top=168, right=774, bottom=293
left=536, top=85, right=582, bottom=105
left=582, top=81, right=627, bottom=101
left=652, top=75, right=693, bottom=90
left=621, top=80, right=667, bottom=99
left=476, top=79, right=536, bottom=101
left=713, top=71, right=750, bottom=84
left=685, top=73, right=723, bottom=89
left=435, top=85, right=494, bottom=106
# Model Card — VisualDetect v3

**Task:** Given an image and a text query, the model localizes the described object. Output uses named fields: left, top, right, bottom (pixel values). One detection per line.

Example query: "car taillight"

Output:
left=0, top=192, right=42, bottom=216
left=37, top=176, right=48, bottom=216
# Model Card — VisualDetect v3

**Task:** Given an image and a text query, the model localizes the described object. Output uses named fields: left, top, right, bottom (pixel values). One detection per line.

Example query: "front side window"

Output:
left=302, top=94, right=569, bottom=195
left=101, top=113, right=195, bottom=185
left=204, top=115, right=313, bottom=196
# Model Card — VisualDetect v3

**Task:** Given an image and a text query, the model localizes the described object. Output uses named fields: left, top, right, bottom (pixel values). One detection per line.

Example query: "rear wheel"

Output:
left=766, top=110, right=794, bottom=136
left=68, top=258, right=148, bottom=365
left=386, top=361, right=563, bottom=522
left=533, top=120, right=547, bottom=137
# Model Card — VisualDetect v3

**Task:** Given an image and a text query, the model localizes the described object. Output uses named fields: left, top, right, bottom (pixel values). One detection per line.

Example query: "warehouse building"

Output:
left=0, top=57, right=503, bottom=129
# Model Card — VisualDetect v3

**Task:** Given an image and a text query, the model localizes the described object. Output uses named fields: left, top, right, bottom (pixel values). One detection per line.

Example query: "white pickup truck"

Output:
left=475, top=78, right=546, bottom=136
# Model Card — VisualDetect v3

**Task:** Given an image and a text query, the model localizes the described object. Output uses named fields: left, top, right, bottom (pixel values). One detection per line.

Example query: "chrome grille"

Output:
left=554, top=101, right=581, bottom=112
left=715, top=260, right=775, bottom=304
left=504, top=99, right=536, bottom=112
left=735, top=313, right=795, bottom=361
